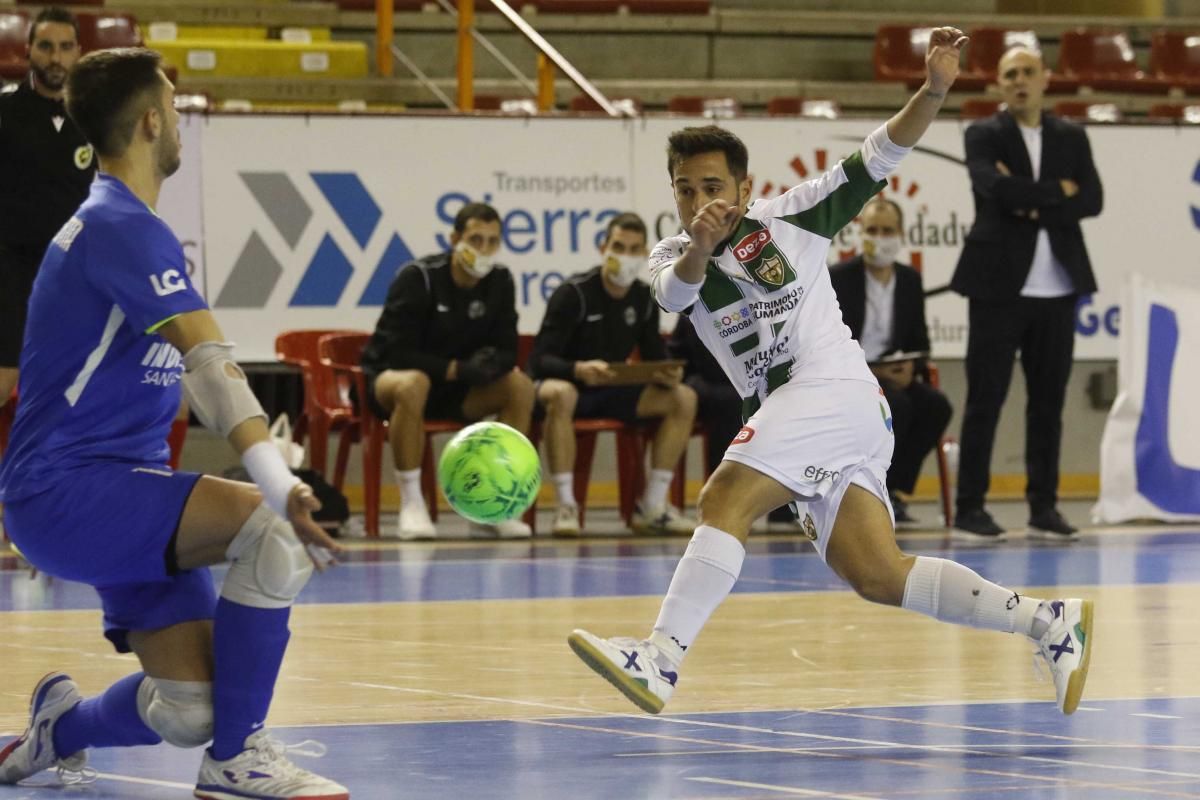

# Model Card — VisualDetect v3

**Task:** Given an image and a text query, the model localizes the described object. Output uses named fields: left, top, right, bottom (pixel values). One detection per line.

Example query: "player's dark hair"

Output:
left=863, top=196, right=905, bottom=233
left=667, top=125, right=749, bottom=182
left=28, top=7, right=78, bottom=47
left=65, top=48, right=165, bottom=159
left=453, top=202, right=501, bottom=234
left=603, top=212, right=647, bottom=245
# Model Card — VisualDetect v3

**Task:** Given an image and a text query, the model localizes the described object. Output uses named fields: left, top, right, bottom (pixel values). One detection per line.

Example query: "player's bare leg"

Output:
left=537, top=378, right=581, bottom=536
left=630, top=382, right=698, bottom=535
left=374, top=369, right=435, bottom=539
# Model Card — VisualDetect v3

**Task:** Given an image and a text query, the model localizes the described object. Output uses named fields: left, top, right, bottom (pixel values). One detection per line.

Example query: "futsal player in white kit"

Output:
left=568, top=27, right=1094, bottom=716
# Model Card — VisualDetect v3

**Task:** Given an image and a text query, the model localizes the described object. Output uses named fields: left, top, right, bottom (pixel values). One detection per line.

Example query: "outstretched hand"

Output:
left=286, top=483, right=343, bottom=570
left=925, top=27, right=968, bottom=95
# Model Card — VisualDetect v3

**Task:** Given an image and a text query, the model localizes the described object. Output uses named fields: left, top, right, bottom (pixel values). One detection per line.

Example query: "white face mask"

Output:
left=456, top=241, right=496, bottom=279
left=861, top=234, right=902, bottom=267
left=602, top=251, right=647, bottom=288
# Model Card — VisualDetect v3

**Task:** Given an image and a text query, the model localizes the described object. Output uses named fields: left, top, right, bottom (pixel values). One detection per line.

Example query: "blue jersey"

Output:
left=0, top=175, right=207, bottom=502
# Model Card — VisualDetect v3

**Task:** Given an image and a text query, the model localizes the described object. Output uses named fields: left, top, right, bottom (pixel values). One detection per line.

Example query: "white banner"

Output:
left=183, top=115, right=1200, bottom=361
left=158, top=112, right=206, bottom=296
left=1093, top=274, right=1200, bottom=523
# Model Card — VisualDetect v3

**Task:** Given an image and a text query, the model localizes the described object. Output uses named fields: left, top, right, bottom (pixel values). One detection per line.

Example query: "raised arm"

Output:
left=885, top=26, right=968, bottom=147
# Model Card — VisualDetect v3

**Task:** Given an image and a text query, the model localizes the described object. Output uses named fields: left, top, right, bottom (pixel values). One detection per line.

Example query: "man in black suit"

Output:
left=950, top=45, right=1102, bottom=542
left=830, top=198, right=952, bottom=528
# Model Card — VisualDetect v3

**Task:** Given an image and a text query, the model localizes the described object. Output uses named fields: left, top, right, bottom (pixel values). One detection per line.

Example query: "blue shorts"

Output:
left=4, top=463, right=217, bottom=653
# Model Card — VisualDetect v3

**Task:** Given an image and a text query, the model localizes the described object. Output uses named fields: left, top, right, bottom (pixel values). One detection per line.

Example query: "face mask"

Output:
left=602, top=252, right=647, bottom=288
left=456, top=241, right=495, bottom=279
left=861, top=234, right=902, bottom=267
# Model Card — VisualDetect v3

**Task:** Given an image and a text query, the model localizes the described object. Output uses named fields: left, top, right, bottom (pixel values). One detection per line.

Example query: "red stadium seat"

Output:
left=963, top=27, right=1038, bottom=86
left=1053, top=100, right=1123, bottom=123
left=626, top=0, right=711, bottom=13
left=76, top=12, right=142, bottom=53
left=1149, top=30, right=1200, bottom=94
left=334, top=1, right=432, bottom=10
left=874, top=25, right=933, bottom=89
left=766, top=96, right=840, bottom=118
left=569, top=94, right=642, bottom=114
left=667, top=95, right=739, bottom=118
left=1057, top=28, right=1165, bottom=94
left=15, top=0, right=102, bottom=4
left=528, top=0, right=623, bottom=12
left=0, top=11, right=29, bottom=82
left=1147, top=102, right=1200, bottom=122
left=959, top=97, right=1003, bottom=119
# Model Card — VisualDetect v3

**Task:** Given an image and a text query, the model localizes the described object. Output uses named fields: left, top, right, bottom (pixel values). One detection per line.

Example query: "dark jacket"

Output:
left=0, top=79, right=95, bottom=250
left=950, top=110, right=1102, bottom=300
left=360, top=252, right=518, bottom=383
left=829, top=255, right=931, bottom=361
left=528, top=267, right=665, bottom=382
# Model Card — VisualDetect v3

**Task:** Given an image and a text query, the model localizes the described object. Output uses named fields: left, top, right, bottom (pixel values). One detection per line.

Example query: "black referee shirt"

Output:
left=529, top=266, right=666, bottom=382
left=0, top=78, right=95, bottom=251
left=361, top=252, right=519, bottom=384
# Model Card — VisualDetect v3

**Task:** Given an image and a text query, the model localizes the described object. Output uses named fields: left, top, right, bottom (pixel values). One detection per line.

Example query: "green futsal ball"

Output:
left=438, top=421, right=542, bottom=525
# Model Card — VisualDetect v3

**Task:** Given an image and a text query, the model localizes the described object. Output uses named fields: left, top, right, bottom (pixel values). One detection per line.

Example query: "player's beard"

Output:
left=31, top=63, right=66, bottom=93
left=156, top=132, right=182, bottom=178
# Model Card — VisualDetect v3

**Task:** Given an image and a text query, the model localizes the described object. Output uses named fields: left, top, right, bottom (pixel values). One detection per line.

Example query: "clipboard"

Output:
left=869, top=350, right=928, bottom=366
left=603, top=359, right=687, bottom=386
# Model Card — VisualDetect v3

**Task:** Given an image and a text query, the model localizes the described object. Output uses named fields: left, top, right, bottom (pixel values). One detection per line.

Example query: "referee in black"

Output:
left=0, top=7, right=95, bottom=409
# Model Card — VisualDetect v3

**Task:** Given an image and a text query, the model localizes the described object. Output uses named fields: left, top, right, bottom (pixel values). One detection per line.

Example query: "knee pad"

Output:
left=137, top=677, right=213, bottom=749
left=221, top=501, right=313, bottom=609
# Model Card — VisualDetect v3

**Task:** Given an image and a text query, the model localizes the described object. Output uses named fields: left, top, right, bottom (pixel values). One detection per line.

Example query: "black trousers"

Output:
left=685, top=374, right=743, bottom=476
left=881, top=378, right=952, bottom=495
left=956, top=295, right=1077, bottom=515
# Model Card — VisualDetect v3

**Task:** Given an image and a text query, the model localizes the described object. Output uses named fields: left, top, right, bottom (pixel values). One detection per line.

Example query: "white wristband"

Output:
left=861, top=123, right=912, bottom=181
left=242, top=441, right=302, bottom=518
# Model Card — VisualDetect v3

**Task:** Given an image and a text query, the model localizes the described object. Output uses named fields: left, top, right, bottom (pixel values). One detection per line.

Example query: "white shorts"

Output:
left=723, top=378, right=895, bottom=560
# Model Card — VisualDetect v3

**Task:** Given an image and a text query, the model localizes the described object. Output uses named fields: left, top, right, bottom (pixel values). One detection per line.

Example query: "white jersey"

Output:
left=650, top=137, right=898, bottom=417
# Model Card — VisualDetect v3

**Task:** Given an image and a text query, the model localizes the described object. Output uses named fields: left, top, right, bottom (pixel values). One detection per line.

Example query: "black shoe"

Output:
left=766, top=505, right=800, bottom=532
left=1028, top=508, right=1079, bottom=541
left=951, top=507, right=1007, bottom=543
left=889, top=494, right=920, bottom=529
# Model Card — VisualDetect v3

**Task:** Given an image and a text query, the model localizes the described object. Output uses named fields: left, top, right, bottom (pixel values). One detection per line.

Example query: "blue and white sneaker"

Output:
left=194, top=732, right=348, bottom=799
left=567, top=629, right=679, bottom=714
left=0, top=672, right=88, bottom=784
left=1035, top=599, right=1095, bottom=715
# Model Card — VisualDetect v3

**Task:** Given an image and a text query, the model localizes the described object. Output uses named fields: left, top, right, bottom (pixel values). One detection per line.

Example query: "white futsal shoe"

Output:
left=567, top=629, right=679, bottom=714
left=396, top=501, right=436, bottom=541
left=468, top=518, right=533, bottom=539
left=0, top=672, right=88, bottom=784
left=1034, top=599, right=1094, bottom=715
left=630, top=504, right=696, bottom=536
left=194, top=732, right=349, bottom=800
left=551, top=504, right=581, bottom=537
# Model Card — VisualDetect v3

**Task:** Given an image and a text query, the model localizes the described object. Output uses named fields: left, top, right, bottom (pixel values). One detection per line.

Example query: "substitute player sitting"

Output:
left=568, top=28, right=1094, bottom=718
left=0, top=49, right=348, bottom=798
left=529, top=212, right=698, bottom=537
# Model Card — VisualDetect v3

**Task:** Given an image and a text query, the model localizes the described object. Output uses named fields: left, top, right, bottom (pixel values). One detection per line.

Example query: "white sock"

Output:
left=642, top=468, right=674, bottom=512
left=394, top=468, right=424, bottom=508
left=553, top=472, right=576, bottom=508
left=650, top=525, right=745, bottom=665
left=901, top=556, right=1047, bottom=639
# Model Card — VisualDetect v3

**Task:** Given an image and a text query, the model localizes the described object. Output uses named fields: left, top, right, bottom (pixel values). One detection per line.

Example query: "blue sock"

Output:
left=52, top=672, right=161, bottom=756
left=209, top=597, right=291, bottom=761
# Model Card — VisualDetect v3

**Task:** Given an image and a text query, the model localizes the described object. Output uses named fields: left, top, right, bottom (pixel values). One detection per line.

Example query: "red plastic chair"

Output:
left=528, top=0, right=622, bottom=12
left=960, top=97, right=1003, bottom=119
left=76, top=12, right=142, bottom=53
left=766, top=96, right=841, bottom=118
left=275, top=330, right=361, bottom=484
left=874, top=25, right=934, bottom=89
left=627, top=0, right=710, bottom=12
left=667, top=95, right=739, bottom=118
left=963, top=27, right=1039, bottom=88
left=0, top=11, right=28, bottom=82
left=1147, top=102, right=1200, bottom=122
left=334, top=0, right=430, bottom=9
left=1149, top=30, right=1200, bottom=94
left=569, top=94, right=642, bottom=114
left=1053, top=100, right=1122, bottom=123
left=1058, top=28, right=1164, bottom=93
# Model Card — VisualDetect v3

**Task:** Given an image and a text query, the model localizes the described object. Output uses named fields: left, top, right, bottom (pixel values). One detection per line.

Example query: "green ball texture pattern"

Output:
left=437, top=421, right=542, bottom=525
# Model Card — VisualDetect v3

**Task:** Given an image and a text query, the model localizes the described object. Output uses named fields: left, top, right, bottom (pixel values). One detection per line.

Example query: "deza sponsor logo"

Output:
left=732, top=229, right=772, bottom=263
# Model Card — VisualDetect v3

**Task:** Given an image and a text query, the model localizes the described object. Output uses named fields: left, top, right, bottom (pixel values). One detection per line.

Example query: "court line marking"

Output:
left=94, top=772, right=195, bottom=790
left=1133, top=713, right=1183, bottom=720
left=688, top=776, right=876, bottom=799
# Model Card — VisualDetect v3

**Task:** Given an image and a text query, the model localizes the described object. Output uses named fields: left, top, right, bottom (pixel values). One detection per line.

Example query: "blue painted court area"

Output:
left=5, top=529, right=1200, bottom=611
left=2, top=697, right=1199, bottom=799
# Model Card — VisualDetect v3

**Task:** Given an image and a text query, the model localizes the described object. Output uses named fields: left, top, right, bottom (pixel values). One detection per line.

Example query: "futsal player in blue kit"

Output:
left=0, top=49, right=349, bottom=798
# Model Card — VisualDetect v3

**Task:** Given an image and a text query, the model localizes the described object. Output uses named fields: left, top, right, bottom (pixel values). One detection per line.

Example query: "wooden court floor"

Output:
left=2, top=506, right=1200, bottom=799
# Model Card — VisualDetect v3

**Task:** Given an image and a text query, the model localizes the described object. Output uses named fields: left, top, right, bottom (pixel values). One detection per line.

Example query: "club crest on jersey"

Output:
left=756, top=255, right=785, bottom=287
left=801, top=513, right=818, bottom=542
